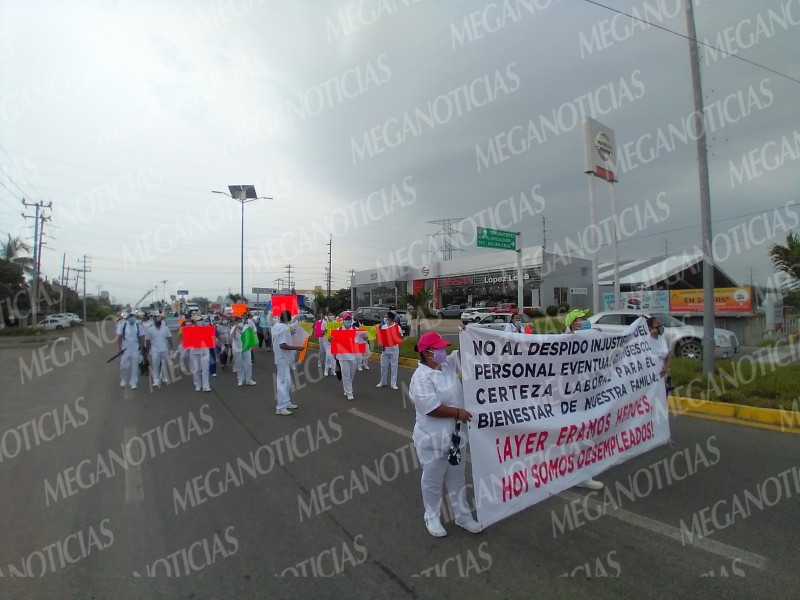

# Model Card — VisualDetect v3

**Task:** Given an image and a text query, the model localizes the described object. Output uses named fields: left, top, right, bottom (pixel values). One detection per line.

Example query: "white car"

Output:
left=50, top=312, right=82, bottom=324
left=466, top=313, right=532, bottom=330
left=460, top=307, right=495, bottom=324
left=587, top=311, right=739, bottom=359
left=36, top=316, right=72, bottom=331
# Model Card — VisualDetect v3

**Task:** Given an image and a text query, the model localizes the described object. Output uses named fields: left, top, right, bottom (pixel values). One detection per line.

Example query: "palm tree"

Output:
left=402, top=287, right=433, bottom=338
left=312, top=290, right=331, bottom=316
left=1, top=233, right=34, bottom=275
left=769, top=232, right=800, bottom=290
left=226, top=292, right=249, bottom=304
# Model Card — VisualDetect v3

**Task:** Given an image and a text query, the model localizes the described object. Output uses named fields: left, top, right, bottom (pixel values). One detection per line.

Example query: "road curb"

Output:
left=669, top=396, right=800, bottom=433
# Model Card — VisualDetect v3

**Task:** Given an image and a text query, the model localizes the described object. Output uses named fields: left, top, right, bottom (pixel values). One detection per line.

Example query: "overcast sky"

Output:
left=1, top=0, right=798, bottom=305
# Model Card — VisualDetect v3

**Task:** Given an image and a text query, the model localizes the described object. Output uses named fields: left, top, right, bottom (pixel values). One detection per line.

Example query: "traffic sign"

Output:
left=252, top=287, right=275, bottom=294
left=177, top=289, right=189, bottom=296
left=476, top=227, right=516, bottom=250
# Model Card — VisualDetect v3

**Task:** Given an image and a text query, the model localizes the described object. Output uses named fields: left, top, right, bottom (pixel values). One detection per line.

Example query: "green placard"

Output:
left=476, top=227, right=516, bottom=250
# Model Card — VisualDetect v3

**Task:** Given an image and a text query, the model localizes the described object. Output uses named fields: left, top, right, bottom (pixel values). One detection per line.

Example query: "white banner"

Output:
left=460, top=318, right=669, bottom=528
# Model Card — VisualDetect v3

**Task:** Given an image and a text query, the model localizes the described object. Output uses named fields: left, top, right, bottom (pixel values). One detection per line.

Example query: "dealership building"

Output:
left=351, top=245, right=593, bottom=311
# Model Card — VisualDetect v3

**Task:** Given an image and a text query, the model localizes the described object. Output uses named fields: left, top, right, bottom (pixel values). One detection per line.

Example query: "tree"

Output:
left=1, top=233, right=34, bottom=277
left=327, top=288, right=350, bottom=313
left=226, top=293, right=248, bottom=304
left=402, top=287, right=433, bottom=338
left=189, top=296, right=210, bottom=312
left=312, top=290, right=332, bottom=316
left=769, top=232, right=800, bottom=290
left=0, top=259, right=28, bottom=325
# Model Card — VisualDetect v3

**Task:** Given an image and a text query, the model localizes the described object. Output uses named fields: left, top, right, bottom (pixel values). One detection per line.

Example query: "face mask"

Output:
left=580, top=320, right=592, bottom=330
left=128, top=317, right=136, bottom=324
left=327, top=315, right=334, bottom=321
left=382, top=317, right=388, bottom=325
left=344, top=319, right=352, bottom=327
left=222, top=320, right=228, bottom=325
left=654, top=325, right=664, bottom=336
left=432, top=348, right=448, bottom=364
left=513, top=320, right=521, bottom=327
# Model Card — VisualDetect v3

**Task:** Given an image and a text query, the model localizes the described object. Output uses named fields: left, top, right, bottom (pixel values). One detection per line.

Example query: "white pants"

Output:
left=360, top=342, right=371, bottom=367
left=339, top=358, right=359, bottom=395
left=190, top=350, right=210, bottom=390
left=150, top=350, right=169, bottom=384
left=275, top=362, right=292, bottom=409
left=316, top=337, right=327, bottom=368
left=415, top=443, right=472, bottom=523
left=233, top=350, right=252, bottom=384
left=380, top=348, right=399, bottom=386
left=119, top=347, right=139, bottom=386
left=322, top=338, right=335, bottom=374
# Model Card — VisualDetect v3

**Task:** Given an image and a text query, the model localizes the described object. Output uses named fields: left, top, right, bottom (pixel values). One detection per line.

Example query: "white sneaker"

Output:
left=212, top=373, right=217, bottom=377
left=347, top=394, right=355, bottom=401
left=358, top=366, right=363, bottom=372
left=276, top=408, right=292, bottom=416
left=202, top=388, right=211, bottom=392
left=576, top=478, right=604, bottom=490
left=195, top=387, right=201, bottom=392
left=391, top=385, right=399, bottom=390
left=288, top=403, right=299, bottom=409
left=130, top=384, right=137, bottom=390
left=120, top=380, right=126, bottom=388
left=425, top=518, right=447, bottom=538
left=364, top=365, right=370, bottom=370
left=376, top=383, right=385, bottom=388
left=455, top=519, right=484, bottom=534
left=246, top=380, right=257, bottom=386
left=237, top=381, right=243, bottom=387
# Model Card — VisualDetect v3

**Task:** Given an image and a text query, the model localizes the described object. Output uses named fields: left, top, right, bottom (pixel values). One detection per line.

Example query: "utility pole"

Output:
left=349, top=269, right=356, bottom=311
left=21, top=199, right=52, bottom=326
left=60, top=253, right=66, bottom=312
left=327, top=235, right=332, bottom=297
left=274, top=278, right=284, bottom=291
left=685, top=0, right=715, bottom=374
left=75, top=255, right=92, bottom=323
left=285, top=265, right=293, bottom=291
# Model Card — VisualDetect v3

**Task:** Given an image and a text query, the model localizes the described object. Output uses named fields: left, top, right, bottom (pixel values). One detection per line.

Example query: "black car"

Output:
left=353, top=306, right=410, bottom=336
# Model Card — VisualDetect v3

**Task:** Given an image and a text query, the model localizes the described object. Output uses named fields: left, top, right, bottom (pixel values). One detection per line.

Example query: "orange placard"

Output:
left=181, top=326, right=216, bottom=349
left=669, top=287, right=752, bottom=313
left=330, top=329, right=366, bottom=354
left=297, top=337, right=309, bottom=362
left=231, top=303, right=248, bottom=317
left=271, top=295, right=299, bottom=317
left=375, top=324, right=402, bottom=347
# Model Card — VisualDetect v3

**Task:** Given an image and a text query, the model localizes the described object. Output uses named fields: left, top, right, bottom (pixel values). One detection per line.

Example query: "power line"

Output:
left=582, top=0, right=800, bottom=86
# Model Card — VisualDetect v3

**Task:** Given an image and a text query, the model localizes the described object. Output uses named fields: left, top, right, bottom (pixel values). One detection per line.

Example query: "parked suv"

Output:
left=435, top=304, right=464, bottom=318
left=353, top=307, right=411, bottom=336
left=587, top=311, right=739, bottom=359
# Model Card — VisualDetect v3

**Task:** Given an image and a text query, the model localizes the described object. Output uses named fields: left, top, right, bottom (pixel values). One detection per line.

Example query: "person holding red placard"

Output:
left=376, top=311, right=401, bottom=390
left=271, top=310, right=305, bottom=415
left=336, top=313, right=366, bottom=401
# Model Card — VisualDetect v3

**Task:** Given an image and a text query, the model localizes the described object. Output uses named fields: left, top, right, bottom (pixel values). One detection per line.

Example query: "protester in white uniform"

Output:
left=321, top=311, right=336, bottom=376
left=231, top=316, right=256, bottom=387
left=337, top=313, right=366, bottom=401
left=116, top=313, right=144, bottom=389
left=216, top=318, right=232, bottom=371
left=504, top=313, right=524, bottom=333
left=146, top=315, right=174, bottom=387
left=314, top=313, right=328, bottom=372
left=272, top=310, right=305, bottom=416
left=376, top=311, right=400, bottom=390
left=563, top=309, right=605, bottom=491
left=358, top=320, right=371, bottom=371
left=409, top=331, right=483, bottom=538
left=187, top=316, right=211, bottom=393
left=647, top=315, right=671, bottom=394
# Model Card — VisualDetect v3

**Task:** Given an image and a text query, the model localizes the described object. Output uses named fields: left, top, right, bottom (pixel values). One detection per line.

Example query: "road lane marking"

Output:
left=124, top=427, right=144, bottom=504
left=348, top=407, right=770, bottom=571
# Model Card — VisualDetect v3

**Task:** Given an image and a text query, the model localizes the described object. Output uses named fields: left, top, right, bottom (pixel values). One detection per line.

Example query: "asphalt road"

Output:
left=0, top=320, right=797, bottom=599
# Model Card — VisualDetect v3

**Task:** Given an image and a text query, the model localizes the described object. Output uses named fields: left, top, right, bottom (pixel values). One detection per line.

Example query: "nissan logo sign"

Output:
left=422, top=265, right=430, bottom=276
left=595, top=131, right=613, bottom=162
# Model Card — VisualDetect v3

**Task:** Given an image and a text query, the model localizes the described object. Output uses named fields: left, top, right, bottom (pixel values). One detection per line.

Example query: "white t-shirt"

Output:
left=504, top=322, right=523, bottom=333
left=650, top=335, right=669, bottom=366
left=117, top=320, right=142, bottom=351
left=271, top=321, right=294, bottom=365
left=231, top=324, right=244, bottom=352
left=409, top=352, right=466, bottom=454
left=147, top=324, right=173, bottom=353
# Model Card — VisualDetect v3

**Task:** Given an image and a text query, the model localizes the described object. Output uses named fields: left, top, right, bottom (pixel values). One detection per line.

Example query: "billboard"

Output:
left=602, top=290, right=668, bottom=312
left=669, top=287, right=752, bottom=313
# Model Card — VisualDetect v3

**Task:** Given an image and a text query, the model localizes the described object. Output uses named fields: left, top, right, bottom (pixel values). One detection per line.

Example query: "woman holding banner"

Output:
left=375, top=311, right=401, bottom=390
left=647, top=315, right=671, bottom=395
left=409, top=331, right=483, bottom=538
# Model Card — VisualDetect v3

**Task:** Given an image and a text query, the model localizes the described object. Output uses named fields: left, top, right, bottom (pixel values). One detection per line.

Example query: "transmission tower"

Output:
left=428, top=218, right=465, bottom=261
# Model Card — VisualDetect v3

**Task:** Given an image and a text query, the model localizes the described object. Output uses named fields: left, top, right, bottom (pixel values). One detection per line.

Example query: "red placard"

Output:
left=271, top=295, right=299, bottom=317
left=231, top=303, right=248, bottom=317
left=330, top=329, right=366, bottom=354
left=375, top=324, right=402, bottom=347
left=181, top=326, right=216, bottom=349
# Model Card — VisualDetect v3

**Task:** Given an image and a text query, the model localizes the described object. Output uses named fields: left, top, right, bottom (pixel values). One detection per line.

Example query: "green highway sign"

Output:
left=476, top=227, right=517, bottom=250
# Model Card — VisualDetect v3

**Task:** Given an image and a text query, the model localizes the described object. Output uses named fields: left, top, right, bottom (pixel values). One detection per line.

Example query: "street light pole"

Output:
left=212, top=186, right=273, bottom=299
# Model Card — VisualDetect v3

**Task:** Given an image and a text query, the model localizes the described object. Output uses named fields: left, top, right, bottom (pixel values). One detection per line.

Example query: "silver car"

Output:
left=460, top=307, right=495, bottom=324
left=465, top=313, right=531, bottom=330
left=587, top=311, right=739, bottom=359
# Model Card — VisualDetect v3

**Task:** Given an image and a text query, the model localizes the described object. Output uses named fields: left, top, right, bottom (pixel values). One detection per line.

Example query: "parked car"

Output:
left=475, top=300, right=496, bottom=308
left=353, top=307, right=411, bottom=336
left=434, top=304, right=464, bottom=318
left=35, top=316, right=72, bottom=331
left=466, top=313, right=532, bottom=331
left=460, top=307, right=495, bottom=324
left=296, top=309, right=314, bottom=322
left=491, top=302, right=517, bottom=313
left=392, top=309, right=412, bottom=336
left=587, top=311, right=739, bottom=359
